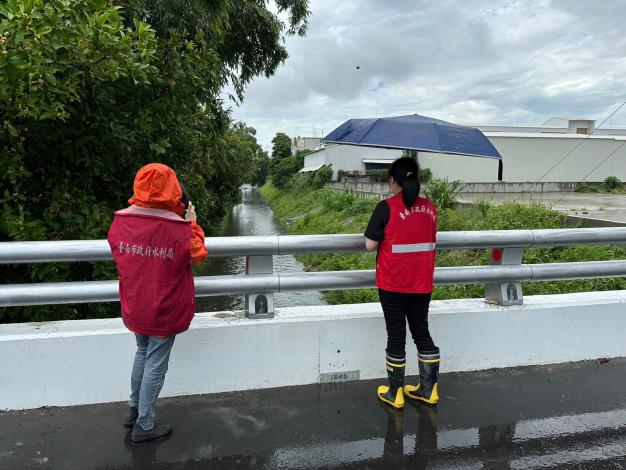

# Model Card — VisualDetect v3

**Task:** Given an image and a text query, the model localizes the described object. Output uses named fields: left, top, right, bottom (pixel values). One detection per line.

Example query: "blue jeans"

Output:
left=129, top=334, right=176, bottom=430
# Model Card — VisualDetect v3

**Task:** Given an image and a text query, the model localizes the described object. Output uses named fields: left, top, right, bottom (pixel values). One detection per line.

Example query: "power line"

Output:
left=535, top=101, right=626, bottom=183
left=505, top=101, right=626, bottom=207
left=553, top=140, right=626, bottom=207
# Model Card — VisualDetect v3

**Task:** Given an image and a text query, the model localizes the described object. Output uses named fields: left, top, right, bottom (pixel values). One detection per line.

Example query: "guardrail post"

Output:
left=484, top=248, right=523, bottom=305
left=245, top=255, right=274, bottom=318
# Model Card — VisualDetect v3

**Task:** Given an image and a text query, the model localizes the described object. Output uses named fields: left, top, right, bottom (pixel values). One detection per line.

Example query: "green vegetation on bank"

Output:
left=260, top=179, right=626, bottom=304
left=576, top=176, right=625, bottom=193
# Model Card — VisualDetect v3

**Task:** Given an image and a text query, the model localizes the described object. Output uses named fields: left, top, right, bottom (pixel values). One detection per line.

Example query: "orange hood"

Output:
left=129, top=163, right=185, bottom=214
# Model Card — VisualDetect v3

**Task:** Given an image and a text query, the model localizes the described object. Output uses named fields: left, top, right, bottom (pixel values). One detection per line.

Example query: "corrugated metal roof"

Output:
left=362, top=159, right=395, bottom=164
left=299, top=164, right=325, bottom=172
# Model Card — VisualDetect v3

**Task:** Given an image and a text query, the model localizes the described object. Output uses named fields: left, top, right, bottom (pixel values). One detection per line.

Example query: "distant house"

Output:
left=291, top=136, right=322, bottom=155
left=299, top=144, right=401, bottom=176
left=301, top=117, right=626, bottom=185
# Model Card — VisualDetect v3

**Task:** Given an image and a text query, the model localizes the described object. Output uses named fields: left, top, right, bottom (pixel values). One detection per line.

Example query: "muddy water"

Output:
left=195, top=188, right=325, bottom=312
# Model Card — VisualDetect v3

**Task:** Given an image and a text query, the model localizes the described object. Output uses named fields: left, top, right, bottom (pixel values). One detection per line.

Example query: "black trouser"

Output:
left=378, top=288, right=437, bottom=358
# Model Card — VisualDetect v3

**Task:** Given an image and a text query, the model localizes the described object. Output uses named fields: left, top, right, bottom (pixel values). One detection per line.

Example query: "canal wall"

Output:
left=328, top=181, right=580, bottom=198
left=2, top=290, right=626, bottom=410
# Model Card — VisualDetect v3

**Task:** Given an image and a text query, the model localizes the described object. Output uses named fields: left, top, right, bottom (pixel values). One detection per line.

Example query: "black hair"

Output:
left=179, top=181, right=191, bottom=209
left=387, top=157, right=420, bottom=208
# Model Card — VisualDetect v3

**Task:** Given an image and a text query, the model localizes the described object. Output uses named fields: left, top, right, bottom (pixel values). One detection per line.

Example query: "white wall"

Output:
left=418, top=151, right=495, bottom=182
left=2, top=290, right=626, bottom=410
left=419, top=134, right=626, bottom=183
left=329, top=145, right=399, bottom=179
left=303, top=145, right=400, bottom=179
left=302, top=149, right=327, bottom=168
left=492, top=134, right=626, bottom=183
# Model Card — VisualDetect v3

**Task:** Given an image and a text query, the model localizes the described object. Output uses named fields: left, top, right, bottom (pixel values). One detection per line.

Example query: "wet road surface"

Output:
left=2, top=359, right=626, bottom=469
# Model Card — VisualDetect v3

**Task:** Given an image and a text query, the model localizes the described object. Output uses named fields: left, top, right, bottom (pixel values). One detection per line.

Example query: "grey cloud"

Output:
left=233, top=0, right=626, bottom=149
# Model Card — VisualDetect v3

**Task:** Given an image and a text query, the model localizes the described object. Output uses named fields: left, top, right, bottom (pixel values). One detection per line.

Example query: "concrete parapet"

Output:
left=2, top=290, right=626, bottom=410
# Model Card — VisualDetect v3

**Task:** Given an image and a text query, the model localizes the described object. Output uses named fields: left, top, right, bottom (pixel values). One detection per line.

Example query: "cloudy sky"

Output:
left=230, top=0, right=626, bottom=150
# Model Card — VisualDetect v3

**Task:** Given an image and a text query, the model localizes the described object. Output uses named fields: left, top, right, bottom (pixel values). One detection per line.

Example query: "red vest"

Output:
left=107, top=207, right=195, bottom=336
left=376, top=193, right=437, bottom=293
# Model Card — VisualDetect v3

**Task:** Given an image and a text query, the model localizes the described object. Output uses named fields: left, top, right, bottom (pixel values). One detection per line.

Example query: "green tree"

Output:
left=210, top=122, right=267, bottom=206
left=271, top=132, right=292, bottom=161
left=252, top=153, right=271, bottom=187
left=0, top=0, right=310, bottom=323
left=270, top=155, right=300, bottom=188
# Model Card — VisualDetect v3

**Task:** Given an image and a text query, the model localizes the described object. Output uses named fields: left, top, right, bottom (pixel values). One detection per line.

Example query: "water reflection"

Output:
left=5, top=374, right=626, bottom=469
left=258, top=403, right=626, bottom=469
left=381, top=404, right=438, bottom=469
left=196, top=188, right=325, bottom=312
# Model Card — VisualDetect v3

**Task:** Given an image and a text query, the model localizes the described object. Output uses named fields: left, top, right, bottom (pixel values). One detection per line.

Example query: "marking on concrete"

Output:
left=319, top=370, right=360, bottom=384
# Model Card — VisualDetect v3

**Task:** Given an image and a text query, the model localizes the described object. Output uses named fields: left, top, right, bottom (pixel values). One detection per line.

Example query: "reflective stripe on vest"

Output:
left=391, top=242, right=436, bottom=253
left=375, top=193, right=437, bottom=293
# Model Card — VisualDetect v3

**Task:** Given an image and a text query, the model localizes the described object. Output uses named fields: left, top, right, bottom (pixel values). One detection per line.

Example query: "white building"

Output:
left=291, top=136, right=322, bottom=154
left=301, top=118, right=626, bottom=186
left=300, top=144, right=402, bottom=174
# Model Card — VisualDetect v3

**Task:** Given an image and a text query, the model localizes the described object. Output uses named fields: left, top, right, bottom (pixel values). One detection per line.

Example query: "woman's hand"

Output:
left=185, top=202, right=197, bottom=222
left=365, top=237, right=379, bottom=252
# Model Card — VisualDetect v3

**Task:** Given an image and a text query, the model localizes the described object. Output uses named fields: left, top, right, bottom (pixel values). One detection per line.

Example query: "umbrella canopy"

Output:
left=324, top=114, right=503, bottom=179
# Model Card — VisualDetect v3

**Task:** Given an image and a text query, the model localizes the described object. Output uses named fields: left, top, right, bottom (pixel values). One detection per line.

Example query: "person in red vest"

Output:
left=364, top=157, right=440, bottom=409
left=107, top=163, right=208, bottom=443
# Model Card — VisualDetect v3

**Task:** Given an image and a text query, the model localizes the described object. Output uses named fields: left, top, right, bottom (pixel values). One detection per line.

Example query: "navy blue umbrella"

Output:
left=324, top=114, right=503, bottom=180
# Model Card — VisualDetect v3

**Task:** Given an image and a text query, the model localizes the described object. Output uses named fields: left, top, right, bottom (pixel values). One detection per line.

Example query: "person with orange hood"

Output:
left=107, top=163, right=207, bottom=444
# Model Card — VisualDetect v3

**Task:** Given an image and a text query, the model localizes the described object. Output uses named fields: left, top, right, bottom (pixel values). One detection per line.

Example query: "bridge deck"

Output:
left=2, top=358, right=626, bottom=469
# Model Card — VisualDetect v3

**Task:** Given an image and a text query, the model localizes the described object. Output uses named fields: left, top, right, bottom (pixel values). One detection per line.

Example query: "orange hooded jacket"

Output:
left=128, top=163, right=207, bottom=264
left=108, top=163, right=207, bottom=336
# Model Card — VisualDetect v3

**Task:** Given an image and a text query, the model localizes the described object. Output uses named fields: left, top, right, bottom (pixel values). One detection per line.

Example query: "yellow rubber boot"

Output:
left=404, top=350, right=440, bottom=405
left=377, top=354, right=406, bottom=409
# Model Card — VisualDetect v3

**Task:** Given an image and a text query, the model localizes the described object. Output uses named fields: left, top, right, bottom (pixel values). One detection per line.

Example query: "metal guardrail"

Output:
left=2, top=261, right=626, bottom=307
left=2, top=228, right=626, bottom=263
left=1, top=228, right=626, bottom=312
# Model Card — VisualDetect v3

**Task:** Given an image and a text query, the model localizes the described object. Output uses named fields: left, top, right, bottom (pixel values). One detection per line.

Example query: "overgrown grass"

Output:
left=260, top=182, right=626, bottom=304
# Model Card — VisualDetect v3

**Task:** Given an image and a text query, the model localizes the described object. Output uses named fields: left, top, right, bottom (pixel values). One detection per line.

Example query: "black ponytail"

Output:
left=388, top=157, right=420, bottom=208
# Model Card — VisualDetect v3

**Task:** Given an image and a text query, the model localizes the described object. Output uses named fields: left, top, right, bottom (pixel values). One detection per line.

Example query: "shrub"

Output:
left=286, top=172, right=312, bottom=190
left=603, top=176, right=623, bottom=192
left=423, top=178, right=463, bottom=210
left=475, top=199, right=491, bottom=218
left=312, top=165, right=334, bottom=188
